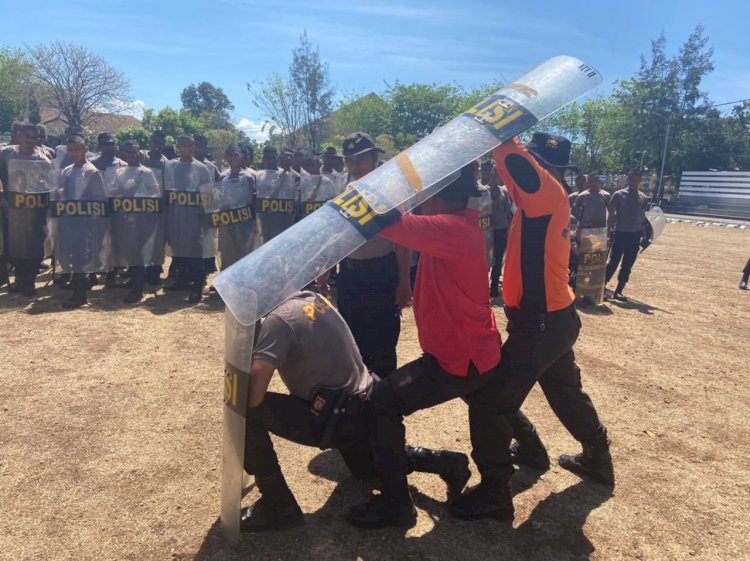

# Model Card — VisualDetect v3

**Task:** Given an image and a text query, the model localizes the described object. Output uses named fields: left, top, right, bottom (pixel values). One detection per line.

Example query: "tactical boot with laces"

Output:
left=406, top=446, right=471, bottom=502
left=509, top=440, right=550, bottom=471
left=240, top=472, right=304, bottom=533
left=558, top=443, right=615, bottom=487
left=449, top=478, right=514, bottom=522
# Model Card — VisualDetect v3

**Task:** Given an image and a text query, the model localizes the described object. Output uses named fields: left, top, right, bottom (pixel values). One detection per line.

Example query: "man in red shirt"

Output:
left=451, top=133, right=613, bottom=521
left=346, top=163, right=508, bottom=529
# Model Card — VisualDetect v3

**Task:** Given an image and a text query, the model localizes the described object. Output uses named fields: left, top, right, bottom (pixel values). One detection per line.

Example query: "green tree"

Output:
left=614, top=26, right=715, bottom=177
left=0, top=48, right=39, bottom=132
left=115, top=125, right=151, bottom=149
left=140, top=107, right=207, bottom=138
left=180, top=81, right=235, bottom=129
left=332, top=92, right=392, bottom=139
left=248, top=72, right=304, bottom=148
left=290, top=30, right=334, bottom=152
left=388, top=82, right=465, bottom=142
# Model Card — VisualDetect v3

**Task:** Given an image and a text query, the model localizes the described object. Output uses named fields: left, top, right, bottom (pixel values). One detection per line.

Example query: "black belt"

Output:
left=341, top=253, right=396, bottom=271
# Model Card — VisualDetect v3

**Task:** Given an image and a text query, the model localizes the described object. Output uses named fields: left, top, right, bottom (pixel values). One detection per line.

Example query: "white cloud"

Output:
left=107, top=98, right=146, bottom=119
left=236, top=118, right=271, bottom=142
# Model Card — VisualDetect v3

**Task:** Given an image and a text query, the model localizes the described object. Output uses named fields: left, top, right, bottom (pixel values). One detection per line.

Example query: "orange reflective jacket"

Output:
left=493, top=138, right=575, bottom=312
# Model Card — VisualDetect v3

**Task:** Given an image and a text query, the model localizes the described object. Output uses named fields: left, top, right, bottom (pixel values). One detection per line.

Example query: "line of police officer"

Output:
left=0, top=125, right=355, bottom=307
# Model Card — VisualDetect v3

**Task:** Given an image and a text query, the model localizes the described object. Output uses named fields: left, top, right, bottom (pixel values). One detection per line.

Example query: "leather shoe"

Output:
left=509, top=441, right=550, bottom=471
left=240, top=497, right=304, bottom=533
left=346, top=494, right=417, bottom=529
left=559, top=445, right=615, bottom=487
left=449, top=481, right=514, bottom=521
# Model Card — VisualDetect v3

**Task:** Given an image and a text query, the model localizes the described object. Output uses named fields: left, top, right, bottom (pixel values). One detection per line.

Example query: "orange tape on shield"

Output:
left=396, top=153, right=423, bottom=193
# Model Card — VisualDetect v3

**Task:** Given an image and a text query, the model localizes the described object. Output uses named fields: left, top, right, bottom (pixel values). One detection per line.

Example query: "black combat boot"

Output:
left=559, top=442, right=615, bottom=487
left=509, top=438, right=551, bottom=471
left=449, top=477, right=514, bottom=522
left=240, top=471, right=304, bottom=533
left=62, top=274, right=88, bottom=309
left=346, top=474, right=416, bottom=529
left=406, top=446, right=471, bottom=502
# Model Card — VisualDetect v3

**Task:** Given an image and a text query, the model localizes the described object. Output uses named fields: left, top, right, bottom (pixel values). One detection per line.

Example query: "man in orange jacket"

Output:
left=451, top=133, right=613, bottom=521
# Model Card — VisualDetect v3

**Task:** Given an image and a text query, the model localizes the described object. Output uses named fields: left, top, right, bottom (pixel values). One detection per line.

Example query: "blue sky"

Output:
left=2, top=0, right=748, bottom=140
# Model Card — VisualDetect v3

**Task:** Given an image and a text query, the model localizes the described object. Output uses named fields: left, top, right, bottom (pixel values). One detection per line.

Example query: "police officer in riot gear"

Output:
left=240, top=290, right=471, bottom=532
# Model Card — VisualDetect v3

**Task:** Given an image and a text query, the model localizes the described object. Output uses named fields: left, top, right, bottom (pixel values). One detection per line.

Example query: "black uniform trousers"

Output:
left=605, top=231, right=642, bottom=286
left=490, top=228, right=508, bottom=291
left=244, top=392, right=375, bottom=480
left=368, top=355, right=508, bottom=481
left=170, top=256, right=207, bottom=288
left=474, top=305, right=608, bottom=479
left=337, top=254, right=400, bottom=378
left=742, top=257, right=750, bottom=283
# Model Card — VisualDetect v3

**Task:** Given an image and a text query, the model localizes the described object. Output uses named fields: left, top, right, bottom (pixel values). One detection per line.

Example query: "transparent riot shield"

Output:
left=52, top=165, right=111, bottom=274
left=299, top=174, right=342, bottom=218
left=574, top=227, right=608, bottom=304
left=104, top=166, right=165, bottom=267
left=641, top=205, right=667, bottom=253
left=164, top=160, right=217, bottom=258
left=321, top=171, right=348, bottom=197
left=215, top=56, right=603, bottom=326
left=6, top=159, right=55, bottom=260
left=255, top=169, right=298, bottom=243
left=470, top=188, right=494, bottom=269
left=205, top=173, right=258, bottom=270
left=221, top=291, right=257, bottom=541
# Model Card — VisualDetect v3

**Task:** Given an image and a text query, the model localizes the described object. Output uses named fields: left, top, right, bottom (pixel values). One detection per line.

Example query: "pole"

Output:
left=657, top=120, right=669, bottom=203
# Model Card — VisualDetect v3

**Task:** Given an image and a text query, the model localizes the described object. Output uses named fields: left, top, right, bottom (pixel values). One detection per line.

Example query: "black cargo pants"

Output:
left=337, top=254, right=400, bottom=378
left=475, top=305, right=609, bottom=478
left=605, top=231, right=642, bottom=287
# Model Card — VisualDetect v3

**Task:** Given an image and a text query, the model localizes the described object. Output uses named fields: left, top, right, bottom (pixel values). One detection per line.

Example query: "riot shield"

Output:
left=221, top=291, right=257, bottom=540
left=574, top=227, right=608, bottom=304
left=164, top=160, right=217, bottom=258
left=299, top=174, right=342, bottom=218
left=641, top=205, right=667, bottom=253
left=53, top=165, right=111, bottom=274
left=6, top=159, right=55, bottom=260
left=206, top=173, right=258, bottom=270
left=321, top=171, right=348, bottom=197
left=255, top=169, right=298, bottom=243
left=104, top=166, right=165, bottom=267
left=470, top=188, right=494, bottom=269
left=215, top=56, right=603, bottom=326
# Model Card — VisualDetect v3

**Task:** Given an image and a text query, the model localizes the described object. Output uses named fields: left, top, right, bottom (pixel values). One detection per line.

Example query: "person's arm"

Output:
left=379, top=213, right=468, bottom=260
left=607, top=193, right=618, bottom=234
left=492, top=137, right=560, bottom=216
left=247, top=315, right=295, bottom=408
left=395, top=244, right=412, bottom=309
left=248, top=359, right=275, bottom=408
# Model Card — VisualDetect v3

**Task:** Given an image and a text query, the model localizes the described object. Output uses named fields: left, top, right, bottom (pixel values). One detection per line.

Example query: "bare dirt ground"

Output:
left=1, top=221, right=749, bottom=561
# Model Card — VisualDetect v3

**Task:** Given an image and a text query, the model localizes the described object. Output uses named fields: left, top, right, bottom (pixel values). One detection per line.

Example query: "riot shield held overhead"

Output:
left=574, top=227, right=608, bottom=305
left=255, top=169, right=298, bottom=243
left=53, top=164, right=111, bottom=274
left=215, top=56, right=603, bottom=326
left=299, top=174, right=342, bottom=218
left=6, top=159, right=55, bottom=260
left=164, top=160, right=217, bottom=259
left=221, top=290, right=257, bottom=541
left=206, top=172, right=258, bottom=270
left=104, top=166, right=165, bottom=267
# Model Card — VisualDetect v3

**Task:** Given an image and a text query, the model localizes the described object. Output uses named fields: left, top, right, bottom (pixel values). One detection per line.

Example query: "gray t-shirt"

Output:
left=610, top=188, right=648, bottom=232
left=571, top=189, right=610, bottom=228
left=253, top=291, right=373, bottom=401
left=490, top=185, right=511, bottom=229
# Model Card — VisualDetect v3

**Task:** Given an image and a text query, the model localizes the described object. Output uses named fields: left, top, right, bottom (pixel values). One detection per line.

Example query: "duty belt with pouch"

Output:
left=309, top=387, right=366, bottom=449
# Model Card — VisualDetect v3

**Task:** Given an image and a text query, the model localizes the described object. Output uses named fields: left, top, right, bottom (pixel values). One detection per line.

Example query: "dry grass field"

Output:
left=1, top=220, right=749, bottom=561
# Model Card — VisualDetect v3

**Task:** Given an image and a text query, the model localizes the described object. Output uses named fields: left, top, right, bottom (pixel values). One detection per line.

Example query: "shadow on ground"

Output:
left=187, top=451, right=612, bottom=561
